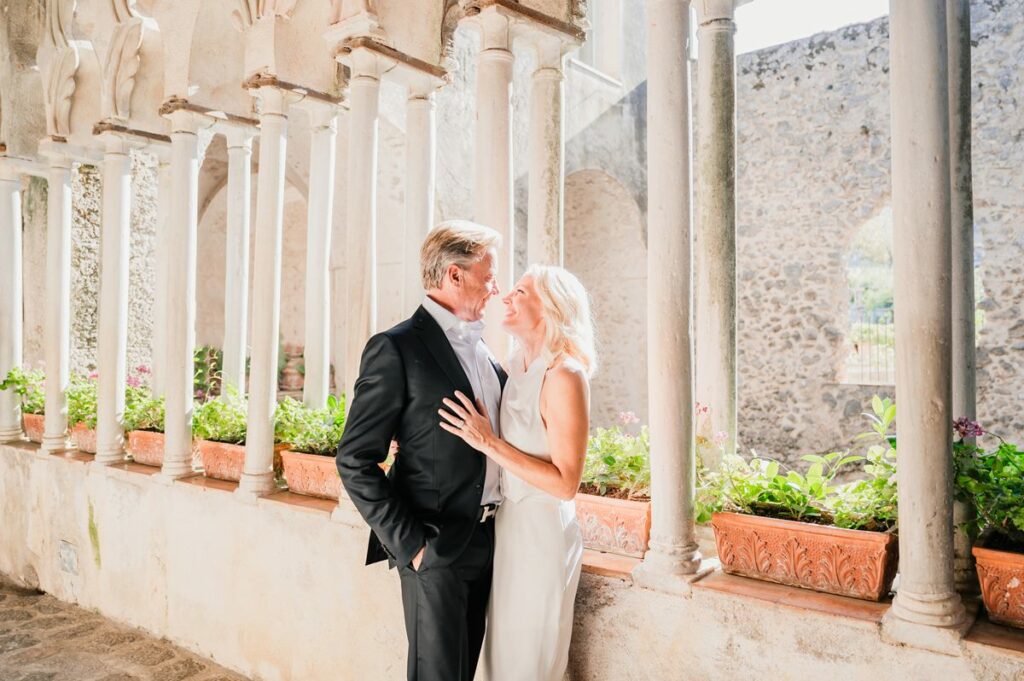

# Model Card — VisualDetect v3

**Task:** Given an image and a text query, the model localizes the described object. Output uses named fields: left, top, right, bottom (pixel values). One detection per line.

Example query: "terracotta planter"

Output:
left=127, top=431, right=165, bottom=467
left=575, top=493, right=652, bottom=558
left=281, top=451, right=341, bottom=500
left=71, top=423, right=97, bottom=454
left=196, top=439, right=246, bottom=481
left=22, top=413, right=44, bottom=443
left=711, top=512, right=898, bottom=601
left=974, top=542, right=1024, bottom=629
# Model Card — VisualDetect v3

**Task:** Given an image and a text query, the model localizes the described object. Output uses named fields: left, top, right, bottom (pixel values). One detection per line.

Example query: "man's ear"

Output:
left=447, top=264, right=462, bottom=287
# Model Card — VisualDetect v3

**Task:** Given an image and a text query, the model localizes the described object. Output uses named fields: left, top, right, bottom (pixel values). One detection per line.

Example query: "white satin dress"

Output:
left=479, top=350, right=585, bottom=681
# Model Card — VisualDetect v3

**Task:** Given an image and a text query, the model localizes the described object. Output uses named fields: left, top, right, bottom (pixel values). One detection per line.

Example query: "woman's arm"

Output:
left=439, top=363, right=590, bottom=501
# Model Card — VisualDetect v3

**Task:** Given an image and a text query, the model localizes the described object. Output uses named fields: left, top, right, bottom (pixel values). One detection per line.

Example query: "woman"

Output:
left=438, top=264, right=596, bottom=681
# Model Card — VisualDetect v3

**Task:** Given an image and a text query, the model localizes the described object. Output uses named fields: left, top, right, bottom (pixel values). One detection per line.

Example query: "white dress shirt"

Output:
left=422, top=296, right=504, bottom=506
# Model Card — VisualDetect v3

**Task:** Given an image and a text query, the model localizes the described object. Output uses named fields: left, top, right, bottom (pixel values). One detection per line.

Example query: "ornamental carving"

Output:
left=38, top=0, right=80, bottom=137
left=103, top=15, right=144, bottom=122
left=974, top=545, right=1024, bottom=628
left=711, top=512, right=898, bottom=601
left=232, top=0, right=300, bottom=29
left=574, top=494, right=651, bottom=558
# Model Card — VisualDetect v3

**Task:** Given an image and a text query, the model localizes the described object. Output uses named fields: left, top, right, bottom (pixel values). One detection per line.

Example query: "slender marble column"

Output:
left=947, top=0, right=977, bottom=594
left=161, top=112, right=201, bottom=479
left=343, top=49, right=383, bottom=406
left=41, top=147, right=73, bottom=452
left=694, top=0, right=738, bottom=459
left=95, top=134, right=133, bottom=464
left=222, top=128, right=254, bottom=394
left=634, top=0, right=702, bottom=594
left=151, top=154, right=172, bottom=397
left=404, top=86, right=436, bottom=311
left=0, top=165, right=23, bottom=442
left=303, top=104, right=339, bottom=409
left=468, top=8, right=514, bottom=353
left=239, top=86, right=289, bottom=498
left=527, top=35, right=566, bottom=267
left=881, top=0, right=967, bottom=653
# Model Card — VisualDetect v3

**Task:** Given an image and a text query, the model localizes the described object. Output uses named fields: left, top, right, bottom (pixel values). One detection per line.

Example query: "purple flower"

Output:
left=126, top=375, right=142, bottom=388
left=713, top=430, right=729, bottom=447
left=953, top=417, right=984, bottom=440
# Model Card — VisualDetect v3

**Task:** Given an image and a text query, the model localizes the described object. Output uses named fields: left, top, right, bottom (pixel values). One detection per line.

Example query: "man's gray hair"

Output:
left=420, top=220, right=501, bottom=290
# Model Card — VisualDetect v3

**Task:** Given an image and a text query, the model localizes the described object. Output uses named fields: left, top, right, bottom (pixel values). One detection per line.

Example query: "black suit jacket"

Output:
left=336, top=306, right=507, bottom=570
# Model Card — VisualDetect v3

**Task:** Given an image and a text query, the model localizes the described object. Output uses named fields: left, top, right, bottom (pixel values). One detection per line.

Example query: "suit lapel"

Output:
left=413, top=306, right=476, bottom=401
left=490, top=356, right=508, bottom=391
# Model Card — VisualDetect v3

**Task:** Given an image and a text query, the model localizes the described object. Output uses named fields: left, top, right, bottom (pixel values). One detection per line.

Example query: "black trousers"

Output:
left=397, top=517, right=495, bottom=681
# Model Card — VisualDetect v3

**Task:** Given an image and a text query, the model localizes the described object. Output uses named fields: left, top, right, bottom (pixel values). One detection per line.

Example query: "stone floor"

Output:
left=0, top=576, right=249, bottom=681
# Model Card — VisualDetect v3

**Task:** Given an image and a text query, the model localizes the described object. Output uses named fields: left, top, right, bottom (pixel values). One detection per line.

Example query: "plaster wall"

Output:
left=1, top=443, right=1022, bottom=681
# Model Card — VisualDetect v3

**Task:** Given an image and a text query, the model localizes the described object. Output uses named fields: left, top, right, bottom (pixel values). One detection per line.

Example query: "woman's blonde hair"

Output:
left=525, top=264, right=598, bottom=377
left=420, top=220, right=501, bottom=290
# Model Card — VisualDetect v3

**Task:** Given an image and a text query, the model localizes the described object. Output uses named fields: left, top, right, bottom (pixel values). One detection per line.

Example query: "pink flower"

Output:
left=713, top=430, right=729, bottom=447
left=618, top=411, right=640, bottom=426
left=953, top=417, right=983, bottom=440
left=135, top=364, right=151, bottom=375
left=126, top=375, right=142, bottom=388
left=695, top=402, right=709, bottom=417
left=88, top=371, right=99, bottom=380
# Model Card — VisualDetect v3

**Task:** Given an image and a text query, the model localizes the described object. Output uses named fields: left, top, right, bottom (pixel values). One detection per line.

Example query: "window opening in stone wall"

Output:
left=842, top=206, right=895, bottom=385
left=575, top=0, right=622, bottom=82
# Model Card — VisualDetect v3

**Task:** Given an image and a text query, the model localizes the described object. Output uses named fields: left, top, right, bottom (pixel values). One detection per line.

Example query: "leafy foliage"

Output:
left=581, top=424, right=650, bottom=499
left=192, top=385, right=248, bottom=444
left=274, top=394, right=346, bottom=457
left=193, top=345, right=224, bottom=401
left=954, top=435, right=1024, bottom=548
left=124, top=386, right=165, bottom=433
left=66, top=374, right=98, bottom=429
left=0, top=367, right=46, bottom=415
left=695, top=396, right=898, bottom=533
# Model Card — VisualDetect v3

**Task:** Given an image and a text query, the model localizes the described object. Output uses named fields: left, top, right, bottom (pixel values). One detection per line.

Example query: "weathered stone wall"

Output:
left=733, top=0, right=1024, bottom=456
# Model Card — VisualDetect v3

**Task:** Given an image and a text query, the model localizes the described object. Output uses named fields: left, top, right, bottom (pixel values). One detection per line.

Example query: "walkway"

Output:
left=0, top=576, right=248, bottom=681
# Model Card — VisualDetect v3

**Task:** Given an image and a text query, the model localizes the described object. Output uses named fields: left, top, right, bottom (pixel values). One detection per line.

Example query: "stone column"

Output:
left=947, top=0, right=977, bottom=595
left=161, top=111, right=201, bottom=479
left=881, top=0, right=967, bottom=653
left=150, top=154, right=172, bottom=397
left=239, top=86, right=290, bottom=498
left=694, top=0, right=738, bottom=458
left=404, top=85, right=437, bottom=311
left=0, top=164, right=23, bottom=442
left=466, top=8, right=514, bottom=353
left=634, top=0, right=703, bottom=594
left=302, top=103, right=339, bottom=409
left=40, top=146, right=73, bottom=452
left=526, top=35, right=567, bottom=267
left=342, top=49, right=385, bottom=405
left=95, top=134, right=133, bottom=464
left=222, top=128, right=254, bottom=394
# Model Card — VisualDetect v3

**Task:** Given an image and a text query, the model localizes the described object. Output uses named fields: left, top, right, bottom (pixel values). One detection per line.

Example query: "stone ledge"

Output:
left=694, top=570, right=891, bottom=626
left=965, top=612, right=1024, bottom=658
left=581, top=549, right=640, bottom=582
left=174, top=475, right=239, bottom=493
left=259, top=491, right=338, bottom=516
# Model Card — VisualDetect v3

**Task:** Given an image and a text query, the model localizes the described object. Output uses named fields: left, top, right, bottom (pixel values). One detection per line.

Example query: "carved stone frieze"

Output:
left=38, top=0, right=80, bottom=138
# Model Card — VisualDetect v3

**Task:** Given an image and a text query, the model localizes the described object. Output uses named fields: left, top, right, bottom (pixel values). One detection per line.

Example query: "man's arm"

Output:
left=336, top=333, right=425, bottom=567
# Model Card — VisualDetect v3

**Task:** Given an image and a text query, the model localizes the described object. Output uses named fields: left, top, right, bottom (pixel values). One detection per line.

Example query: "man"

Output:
left=337, top=220, right=505, bottom=681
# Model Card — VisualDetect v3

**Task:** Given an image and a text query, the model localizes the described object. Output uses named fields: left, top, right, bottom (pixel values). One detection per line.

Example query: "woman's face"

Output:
left=501, top=275, right=545, bottom=337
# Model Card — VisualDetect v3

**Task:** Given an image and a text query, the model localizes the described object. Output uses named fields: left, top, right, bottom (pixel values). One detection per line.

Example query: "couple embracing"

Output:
left=336, top=220, right=596, bottom=681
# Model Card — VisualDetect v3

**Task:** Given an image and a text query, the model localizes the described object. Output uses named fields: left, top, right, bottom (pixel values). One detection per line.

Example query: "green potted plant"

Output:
left=700, top=396, right=899, bottom=601
left=577, top=412, right=652, bottom=558
left=274, top=394, right=347, bottom=499
left=953, top=420, right=1024, bottom=628
left=0, top=367, right=46, bottom=443
left=192, top=385, right=250, bottom=481
left=124, top=367, right=165, bottom=467
left=67, top=373, right=99, bottom=454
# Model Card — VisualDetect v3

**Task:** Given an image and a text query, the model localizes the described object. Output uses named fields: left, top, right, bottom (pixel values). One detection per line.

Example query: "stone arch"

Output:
left=564, top=168, right=646, bottom=427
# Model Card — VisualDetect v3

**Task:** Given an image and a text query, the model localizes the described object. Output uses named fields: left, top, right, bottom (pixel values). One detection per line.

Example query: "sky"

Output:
left=734, top=0, right=890, bottom=54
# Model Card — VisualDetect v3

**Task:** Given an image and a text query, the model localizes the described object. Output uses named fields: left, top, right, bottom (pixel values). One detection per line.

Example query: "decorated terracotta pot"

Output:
left=575, top=493, right=652, bottom=558
left=196, top=440, right=246, bottom=481
left=22, top=413, right=44, bottom=444
left=974, top=542, right=1024, bottom=629
left=71, top=423, right=97, bottom=454
left=127, top=431, right=165, bottom=467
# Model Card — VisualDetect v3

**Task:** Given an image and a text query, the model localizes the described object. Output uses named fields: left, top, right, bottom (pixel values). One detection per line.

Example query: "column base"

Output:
left=881, top=591, right=973, bottom=655
left=235, top=472, right=277, bottom=501
left=94, top=446, right=126, bottom=466
left=41, top=434, right=70, bottom=453
left=0, top=427, right=23, bottom=444
left=632, top=545, right=711, bottom=596
left=159, top=461, right=195, bottom=482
